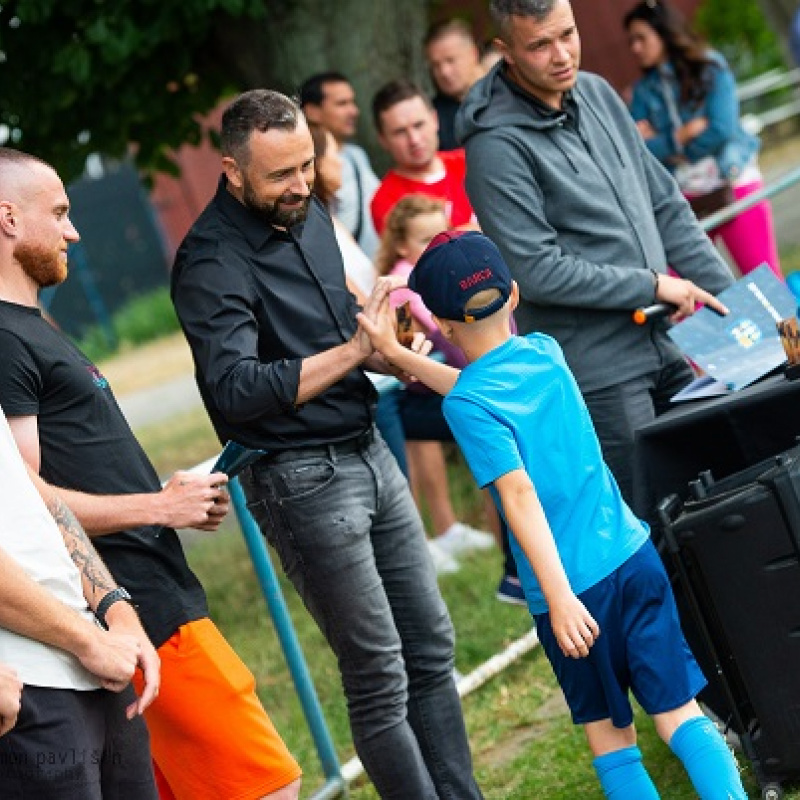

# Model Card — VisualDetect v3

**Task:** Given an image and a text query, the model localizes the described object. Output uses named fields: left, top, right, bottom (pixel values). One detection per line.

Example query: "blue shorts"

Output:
left=535, top=539, right=706, bottom=728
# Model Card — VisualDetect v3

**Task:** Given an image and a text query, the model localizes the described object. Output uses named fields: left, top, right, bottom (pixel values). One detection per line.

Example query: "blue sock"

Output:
left=593, top=746, right=660, bottom=799
left=669, top=716, right=747, bottom=799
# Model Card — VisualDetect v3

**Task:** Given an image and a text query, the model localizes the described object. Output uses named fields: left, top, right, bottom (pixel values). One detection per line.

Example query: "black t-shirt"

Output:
left=432, top=93, right=462, bottom=151
left=0, top=299, right=208, bottom=648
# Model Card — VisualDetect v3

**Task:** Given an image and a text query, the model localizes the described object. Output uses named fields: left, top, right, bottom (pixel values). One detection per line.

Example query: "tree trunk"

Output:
left=756, top=0, right=796, bottom=63
left=210, top=0, right=430, bottom=171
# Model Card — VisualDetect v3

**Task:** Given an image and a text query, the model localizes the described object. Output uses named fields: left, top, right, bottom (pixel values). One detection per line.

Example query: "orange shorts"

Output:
left=132, top=617, right=301, bottom=800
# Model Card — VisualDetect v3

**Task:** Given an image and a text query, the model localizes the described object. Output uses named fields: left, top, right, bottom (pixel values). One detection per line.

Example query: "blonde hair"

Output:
left=375, top=194, right=447, bottom=276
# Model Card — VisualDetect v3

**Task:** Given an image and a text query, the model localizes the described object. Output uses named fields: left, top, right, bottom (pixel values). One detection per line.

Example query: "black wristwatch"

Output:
left=95, top=587, right=134, bottom=629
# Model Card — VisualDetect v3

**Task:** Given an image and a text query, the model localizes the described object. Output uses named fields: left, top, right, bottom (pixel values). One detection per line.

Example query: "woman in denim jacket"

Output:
left=624, top=0, right=782, bottom=280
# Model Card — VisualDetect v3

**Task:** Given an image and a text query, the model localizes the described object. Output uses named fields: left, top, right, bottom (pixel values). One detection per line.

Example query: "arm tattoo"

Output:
left=48, top=495, right=115, bottom=608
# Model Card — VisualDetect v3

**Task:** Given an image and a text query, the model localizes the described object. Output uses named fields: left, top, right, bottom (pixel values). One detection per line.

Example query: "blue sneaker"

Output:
left=496, top=575, right=526, bottom=605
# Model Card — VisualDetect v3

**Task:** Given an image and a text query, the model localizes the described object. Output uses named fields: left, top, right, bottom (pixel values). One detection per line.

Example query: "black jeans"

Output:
left=241, top=430, right=483, bottom=800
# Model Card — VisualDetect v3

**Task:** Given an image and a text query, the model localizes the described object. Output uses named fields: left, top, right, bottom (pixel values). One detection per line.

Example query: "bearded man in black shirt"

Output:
left=171, top=89, right=483, bottom=800
left=0, top=147, right=302, bottom=800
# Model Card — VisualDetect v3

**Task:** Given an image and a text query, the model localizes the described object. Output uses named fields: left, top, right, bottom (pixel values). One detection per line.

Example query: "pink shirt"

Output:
left=388, top=259, right=436, bottom=333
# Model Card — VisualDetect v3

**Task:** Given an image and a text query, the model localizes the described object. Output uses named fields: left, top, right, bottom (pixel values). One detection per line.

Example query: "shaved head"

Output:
left=0, top=148, right=57, bottom=207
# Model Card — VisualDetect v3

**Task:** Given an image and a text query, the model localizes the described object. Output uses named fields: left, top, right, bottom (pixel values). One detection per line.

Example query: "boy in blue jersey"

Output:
left=358, top=230, right=747, bottom=799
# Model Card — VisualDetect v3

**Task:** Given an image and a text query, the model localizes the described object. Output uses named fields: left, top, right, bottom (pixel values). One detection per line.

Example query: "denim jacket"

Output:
left=629, top=51, right=759, bottom=180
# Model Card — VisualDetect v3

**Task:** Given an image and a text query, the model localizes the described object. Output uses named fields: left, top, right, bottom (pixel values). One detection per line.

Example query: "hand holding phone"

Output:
left=212, top=441, right=267, bottom=478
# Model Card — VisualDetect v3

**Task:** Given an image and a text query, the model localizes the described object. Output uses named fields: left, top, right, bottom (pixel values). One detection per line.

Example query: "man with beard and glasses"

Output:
left=171, top=89, right=484, bottom=800
left=0, top=147, right=302, bottom=800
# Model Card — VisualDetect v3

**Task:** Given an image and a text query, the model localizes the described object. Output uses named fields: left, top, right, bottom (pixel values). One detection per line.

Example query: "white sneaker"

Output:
left=427, top=539, right=460, bottom=575
left=436, top=522, right=495, bottom=556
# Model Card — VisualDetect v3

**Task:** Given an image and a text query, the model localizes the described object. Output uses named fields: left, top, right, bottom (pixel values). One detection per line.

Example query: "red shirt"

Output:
left=370, top=149, right=475, bottom=235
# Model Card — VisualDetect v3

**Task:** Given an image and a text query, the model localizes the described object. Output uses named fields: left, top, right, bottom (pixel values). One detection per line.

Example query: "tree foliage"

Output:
left=753, top=0, right=798, bottom=68
left=694, top=0, right=786, bottom=79
left=0, top=0, right=266, bottom=180
left=0, top=0, right=428, bottom=182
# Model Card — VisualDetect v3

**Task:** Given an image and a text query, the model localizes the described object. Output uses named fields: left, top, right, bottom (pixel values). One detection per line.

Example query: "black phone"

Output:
left=396, top=300, right=414, bottom=347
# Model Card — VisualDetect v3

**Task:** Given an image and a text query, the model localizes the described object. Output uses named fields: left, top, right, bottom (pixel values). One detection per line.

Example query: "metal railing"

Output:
left=739, top=67, right=800, bottom=135
left=700, top=164, right=800, bottom=232
left=738, top=67, right=800, bottom=104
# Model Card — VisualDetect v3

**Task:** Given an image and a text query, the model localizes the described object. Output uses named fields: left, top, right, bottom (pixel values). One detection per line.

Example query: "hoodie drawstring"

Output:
left=547, top=129, right=581, bottom=174
left=580, top=93, right=627, bottom=168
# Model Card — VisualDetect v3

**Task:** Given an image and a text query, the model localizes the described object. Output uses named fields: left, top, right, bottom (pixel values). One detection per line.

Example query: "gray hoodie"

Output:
left=457, top=65, right=734, bottom=393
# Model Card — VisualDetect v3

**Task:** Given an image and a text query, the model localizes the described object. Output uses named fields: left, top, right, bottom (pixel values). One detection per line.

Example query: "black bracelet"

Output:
left=95, top=587, right=134, bottom=630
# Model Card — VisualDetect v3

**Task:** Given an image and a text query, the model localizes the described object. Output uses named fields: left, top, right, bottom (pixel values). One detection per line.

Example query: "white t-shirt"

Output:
left=335, top=144, right=381, bottom=260
left=334, top=217, right=377, bottom=297
left=0, top=405, right=99, bottom=690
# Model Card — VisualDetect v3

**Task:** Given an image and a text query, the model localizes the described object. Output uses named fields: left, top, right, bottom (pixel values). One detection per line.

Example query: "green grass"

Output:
left=73, top=286, right=181, bottom=364
left=135, top=410, right=795, bottom=799
left=781, top=243, right=800, bottom=277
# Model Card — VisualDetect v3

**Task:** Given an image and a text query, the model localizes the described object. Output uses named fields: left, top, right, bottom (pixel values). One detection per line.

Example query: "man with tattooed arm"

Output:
left=0, top=147, right=300, bottom=800
left=0, top=402, right=158, bottom=797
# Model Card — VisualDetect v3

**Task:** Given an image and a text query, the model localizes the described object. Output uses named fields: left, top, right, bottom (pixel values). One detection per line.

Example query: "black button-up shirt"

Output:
left=171, top=177, right=375, bottom=450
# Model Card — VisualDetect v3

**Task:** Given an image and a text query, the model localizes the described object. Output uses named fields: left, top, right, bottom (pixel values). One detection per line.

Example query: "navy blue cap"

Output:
left=408, top=230, right=512, bottom=322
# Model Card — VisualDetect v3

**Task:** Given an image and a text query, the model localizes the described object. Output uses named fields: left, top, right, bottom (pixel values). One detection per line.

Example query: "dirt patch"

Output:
left=480, top=690, right=570, bottom=767
left=529, top=690, right=570, bottom=721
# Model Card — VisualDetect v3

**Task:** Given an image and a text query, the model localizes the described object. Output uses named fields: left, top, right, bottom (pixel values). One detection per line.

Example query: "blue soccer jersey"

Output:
left=442, top=333, right=649, bottom=614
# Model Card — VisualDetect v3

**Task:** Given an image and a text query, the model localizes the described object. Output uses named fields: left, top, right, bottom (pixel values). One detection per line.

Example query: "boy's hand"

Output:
left=367, top=330, right=433, bottom=382
left=355, top=277, right=403, bottom=359
left=358, top=278, right=434, bottom=379
left=548, top=591, right=600, bottom=659
left=357, top=289, right=404, bottom=359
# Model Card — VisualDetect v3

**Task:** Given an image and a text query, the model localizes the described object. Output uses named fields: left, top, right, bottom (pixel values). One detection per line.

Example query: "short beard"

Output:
left=242, top=181, right=312, bottom=228
left=15, top=241, right=67, bottom=288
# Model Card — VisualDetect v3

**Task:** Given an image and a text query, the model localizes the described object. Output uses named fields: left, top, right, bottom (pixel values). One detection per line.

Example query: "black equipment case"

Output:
left=657, top=444, right=800, bottom=800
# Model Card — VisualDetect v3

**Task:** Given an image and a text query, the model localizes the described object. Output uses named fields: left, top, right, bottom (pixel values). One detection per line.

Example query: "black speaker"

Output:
left=658, top=446, right=800, bottom=796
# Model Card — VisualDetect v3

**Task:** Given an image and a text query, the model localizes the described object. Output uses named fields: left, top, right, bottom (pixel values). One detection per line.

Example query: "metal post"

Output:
left=229, top=478, right=346, bottom=794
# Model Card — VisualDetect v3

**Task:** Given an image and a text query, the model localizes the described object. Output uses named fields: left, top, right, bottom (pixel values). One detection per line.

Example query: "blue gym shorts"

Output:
left=535, top=539, right=707, bottom=729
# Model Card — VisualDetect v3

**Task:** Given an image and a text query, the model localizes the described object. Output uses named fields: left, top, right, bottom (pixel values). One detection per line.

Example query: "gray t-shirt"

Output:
left=335, top=143, right=380, bottom=259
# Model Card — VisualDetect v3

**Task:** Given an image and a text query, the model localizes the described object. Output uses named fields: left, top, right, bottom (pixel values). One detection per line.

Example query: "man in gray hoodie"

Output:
left=456, top=0, right=734, bottom=504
